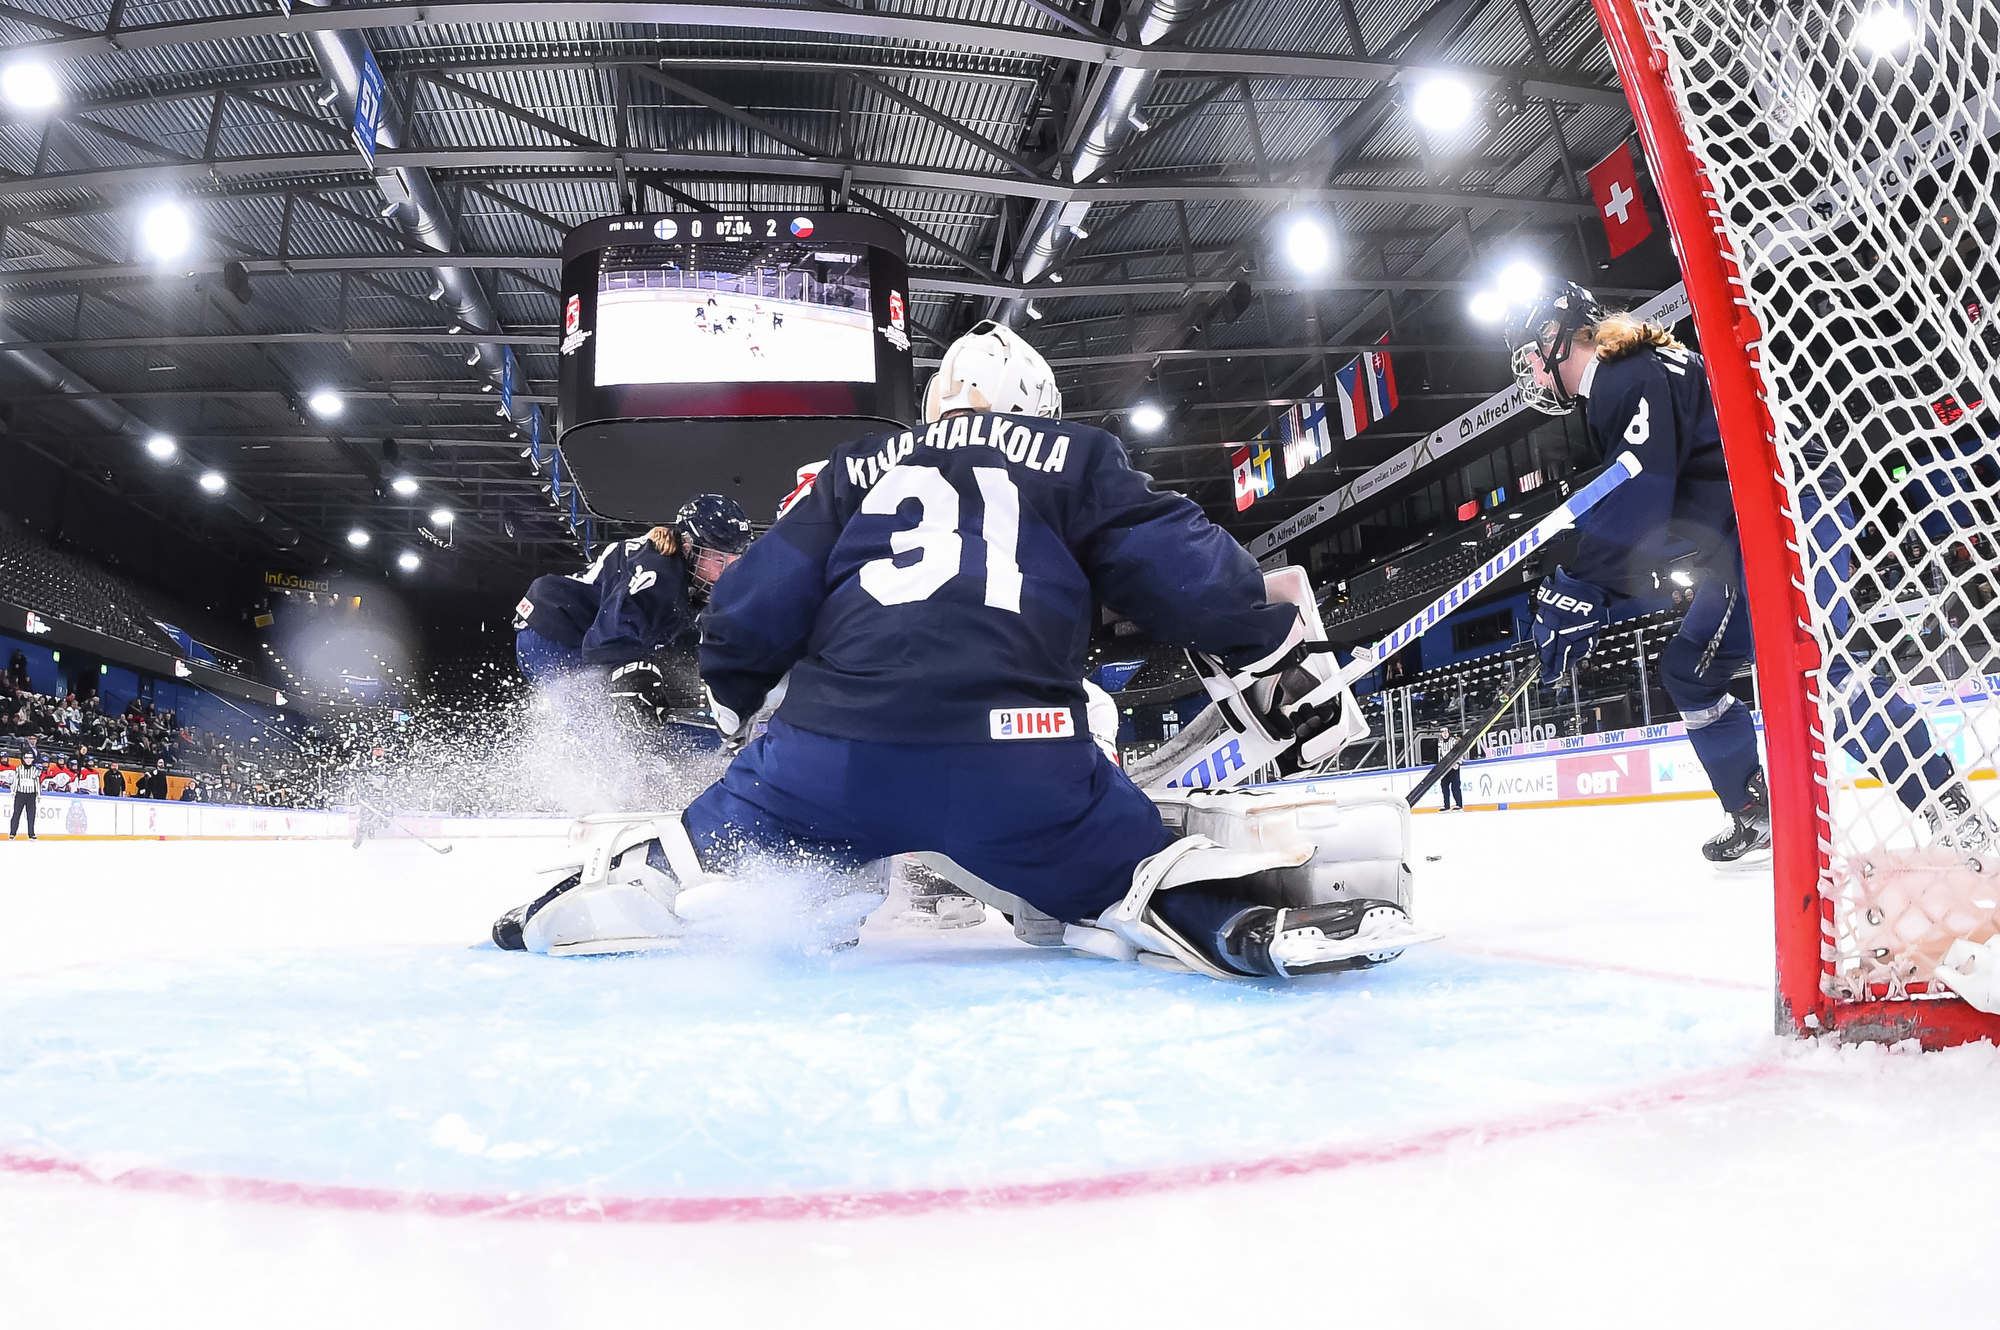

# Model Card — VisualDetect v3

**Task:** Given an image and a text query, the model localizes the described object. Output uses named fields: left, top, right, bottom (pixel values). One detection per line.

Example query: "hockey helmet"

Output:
left=1501, top=279, right=1605, bottom=416
left=672, top=493, right=755, bottom=595
left=923, top=319, right=1061, bottom=423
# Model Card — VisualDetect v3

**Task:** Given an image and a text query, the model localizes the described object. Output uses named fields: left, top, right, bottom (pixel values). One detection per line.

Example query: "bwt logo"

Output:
left=1168, top=738, right=1246, bottom=789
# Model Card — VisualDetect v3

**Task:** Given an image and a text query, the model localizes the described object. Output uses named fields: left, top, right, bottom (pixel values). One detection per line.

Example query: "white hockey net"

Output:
left=1618, top=0, right=2000, bottom=1023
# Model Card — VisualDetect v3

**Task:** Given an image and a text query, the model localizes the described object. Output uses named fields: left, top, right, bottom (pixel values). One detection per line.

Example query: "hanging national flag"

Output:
left=1333, top=357, right=1370, bottom=438
left=1277, top=403, right=1319, bottom=479
left=1301, top=386, right=1332, bottom=461
left=1518, top=469, right=1544, bottom=493
left=1249, top=441, right=1276, bottom=500
left=1457, top=499, right=1479, bottom=521
left=1485, top=485, right=1508, bottom=508
left=1231, top=445, right=1255, bottom=511
left=1363, top=333, right=1400, bottom=422
left=1587, top=142, right=1653, bottom=259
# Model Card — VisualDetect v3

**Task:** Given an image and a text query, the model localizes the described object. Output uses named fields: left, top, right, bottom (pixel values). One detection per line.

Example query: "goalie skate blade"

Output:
left=1708, top=849, right=1773, bottom=875
left=546, top=935, right=680, bottom=957
left=1269, top=906, right=1442, bottom=975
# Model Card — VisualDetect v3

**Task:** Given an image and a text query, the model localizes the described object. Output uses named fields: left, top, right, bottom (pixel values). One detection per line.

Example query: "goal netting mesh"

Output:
left=1601, top=0, right=2000, bottom=1036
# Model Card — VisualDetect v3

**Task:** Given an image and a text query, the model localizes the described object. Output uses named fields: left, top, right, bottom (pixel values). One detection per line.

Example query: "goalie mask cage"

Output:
left=1591, top=0, right=2000, bottom=1046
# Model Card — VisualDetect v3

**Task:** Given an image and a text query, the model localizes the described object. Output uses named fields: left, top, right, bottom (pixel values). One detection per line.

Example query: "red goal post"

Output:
left=1590, top=0, right=2000, bottom=1046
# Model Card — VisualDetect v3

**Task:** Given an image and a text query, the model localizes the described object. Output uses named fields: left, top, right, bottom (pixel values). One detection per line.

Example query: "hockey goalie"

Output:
left=491, top=321, right=1436, bottom=979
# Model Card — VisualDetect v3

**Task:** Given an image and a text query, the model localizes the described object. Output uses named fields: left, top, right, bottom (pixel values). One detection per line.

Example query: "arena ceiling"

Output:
left=0, top=0, right=1654, bottom=579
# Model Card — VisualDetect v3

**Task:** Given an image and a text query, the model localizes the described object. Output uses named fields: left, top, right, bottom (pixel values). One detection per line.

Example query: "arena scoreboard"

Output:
left=556, top=211, right=918, bottom=523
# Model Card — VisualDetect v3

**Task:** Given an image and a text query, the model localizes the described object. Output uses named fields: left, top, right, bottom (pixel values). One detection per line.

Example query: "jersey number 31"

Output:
left=858, top=466, right=1022, bottom=613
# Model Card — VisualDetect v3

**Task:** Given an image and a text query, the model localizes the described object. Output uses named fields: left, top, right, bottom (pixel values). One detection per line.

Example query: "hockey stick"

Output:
left=1125, top=452, right=1643, bottom=793
left=197, top=691, right=455, bottom=855
left=1338, top=449, right=1643, bottom=687
left=1404, top=668, right=1537, bottom=809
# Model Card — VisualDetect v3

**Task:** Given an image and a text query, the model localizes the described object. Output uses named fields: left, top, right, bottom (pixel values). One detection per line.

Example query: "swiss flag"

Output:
left=1586, top=143, right=1652, bottom=259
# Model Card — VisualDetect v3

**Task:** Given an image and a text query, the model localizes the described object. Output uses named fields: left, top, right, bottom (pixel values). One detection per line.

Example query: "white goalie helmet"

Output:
left=923, top=319, right=1061, bottom=423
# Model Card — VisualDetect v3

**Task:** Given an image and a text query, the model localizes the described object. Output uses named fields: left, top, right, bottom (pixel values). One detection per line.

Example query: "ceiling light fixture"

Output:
left=139, top=200, right=194, bottom=261
left=306, top=389, right=344, bottom=419
left=1, top=60, right=61, bottom=113
left=1410, top=74, right=1477, bottom=132
left=390, top=475, right=418, bottom=496
left=347, top=528, right=371, bottom=548
left=143, top=433, right=178, bottom=461
left=198, top=470, right=227, bottom=494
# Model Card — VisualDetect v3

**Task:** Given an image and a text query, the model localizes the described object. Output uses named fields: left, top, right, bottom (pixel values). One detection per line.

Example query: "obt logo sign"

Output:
left=1557, top=751, right=1652, bottom=800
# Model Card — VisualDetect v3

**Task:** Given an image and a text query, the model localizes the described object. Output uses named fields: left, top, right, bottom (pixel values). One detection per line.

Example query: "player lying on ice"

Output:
left=492, top=320, right=1437, bottom=978
left=1505, top=279, right=1993, bottom=864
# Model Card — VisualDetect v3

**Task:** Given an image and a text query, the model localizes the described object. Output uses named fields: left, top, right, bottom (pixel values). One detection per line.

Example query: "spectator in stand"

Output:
left=137, top=759, right=169, bottom=800
left=6, top=651, right=28, bottom=693
left=56, top=696, right=81, bottom=735
left=9, top=743, right=41, bottom=840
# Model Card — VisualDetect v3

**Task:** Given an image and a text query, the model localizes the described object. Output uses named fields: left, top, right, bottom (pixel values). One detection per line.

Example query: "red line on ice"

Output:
left=0, top=1059, right=1787, bottom=1225
left=1440, top=945, right=1767, bottom=992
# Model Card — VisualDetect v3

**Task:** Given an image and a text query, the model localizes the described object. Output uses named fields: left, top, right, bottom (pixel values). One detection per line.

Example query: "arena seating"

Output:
left=0, top=523, right=188, bottom=656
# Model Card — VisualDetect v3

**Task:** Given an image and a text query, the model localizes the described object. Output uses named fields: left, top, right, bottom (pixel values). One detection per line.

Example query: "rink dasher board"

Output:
left=1, top=795, right=571, bottom=842
left=1284, top=725, right=1987, bottom=811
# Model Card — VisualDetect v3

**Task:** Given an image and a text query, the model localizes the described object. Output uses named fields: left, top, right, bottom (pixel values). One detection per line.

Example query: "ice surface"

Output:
left=3, top=801, right=1999, bottom=1329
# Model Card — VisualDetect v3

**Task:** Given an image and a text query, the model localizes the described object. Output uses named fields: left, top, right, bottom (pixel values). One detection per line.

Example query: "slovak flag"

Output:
left=1362, top=333, right=1399, bottom=421
left=1231, top=445, right=1255, bottom=511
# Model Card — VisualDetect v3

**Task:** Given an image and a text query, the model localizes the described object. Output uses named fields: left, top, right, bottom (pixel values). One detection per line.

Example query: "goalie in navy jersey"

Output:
left=511, top=494, right=753, bottom=721
left=492, top=322, right=1426, bottom=978
left=1509, top=282, right=1986, bottom=863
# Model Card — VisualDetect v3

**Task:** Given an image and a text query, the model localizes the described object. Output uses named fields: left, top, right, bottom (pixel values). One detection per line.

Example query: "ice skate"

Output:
left=1219, top=898, right=1441, bottom=977
left=898, top=858, right=985, bottom=930
left=1702, top=770, right=1771, bottom=867
left=1923, top=784, right=1996, bottom=858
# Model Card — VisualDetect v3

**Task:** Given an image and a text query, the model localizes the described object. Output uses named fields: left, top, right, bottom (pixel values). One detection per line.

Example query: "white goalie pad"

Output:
left=522, top=811, right=705, bottom=956
left=1068, top=784, right=1428, bottom=978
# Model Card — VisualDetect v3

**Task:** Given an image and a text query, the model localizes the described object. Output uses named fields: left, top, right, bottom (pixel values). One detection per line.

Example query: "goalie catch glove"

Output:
left=1200, top=620, right=1365, bottom=768
left=608, top=659, right=676, bottom=725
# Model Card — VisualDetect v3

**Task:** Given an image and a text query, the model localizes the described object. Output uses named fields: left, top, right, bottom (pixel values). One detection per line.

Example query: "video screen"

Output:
left=593, top=242, right=877, bottom=387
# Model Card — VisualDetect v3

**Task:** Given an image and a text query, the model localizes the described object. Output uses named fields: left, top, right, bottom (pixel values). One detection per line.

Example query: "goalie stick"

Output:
left=1403, top=668, right=1537, bottom=809
left=1126, top=450, right=1643, bottom=792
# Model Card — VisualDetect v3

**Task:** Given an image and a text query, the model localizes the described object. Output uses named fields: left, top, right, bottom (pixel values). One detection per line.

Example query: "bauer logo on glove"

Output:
left=1532, top=567, right=1608, bottom=683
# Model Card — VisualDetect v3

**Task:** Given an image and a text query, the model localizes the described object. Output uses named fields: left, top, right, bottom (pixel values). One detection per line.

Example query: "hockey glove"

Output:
left=608, top=660, right=676, bottom=725
left=1532, top=567, right=1608, bottom=684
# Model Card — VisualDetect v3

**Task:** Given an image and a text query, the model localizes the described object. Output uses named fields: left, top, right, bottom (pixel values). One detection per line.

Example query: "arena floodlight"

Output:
left=307, top=389, right=344, bottom=419
left=1468, top=289, right=1507, bottom=324
left=1411, top=74, right=1477, bottom=132
left=1855, top=6, right=1916, bottom=56
left=397, top=551, right=421, bottom=572
left=1670, top=569, right=1695, bottom=587
left=429, top=508, right=454, bottom=527
left=390, top=474, right=418, bottom=496
left=346, top=528, right=371, bottom=548
left=139, top=200, right=194, bottom=261
left=1128, top=402, right=1168, bottom=434
left=198, top=470, right=226, bottom=494
left=428, top=277, right=448, bottom=301
left=143, top=432, right=178, bottom=461
left=1496, top=260, right=1545, bottom=305
left=1026, top=301, right=1045, bottom=320
left=1283, top=214, right=1333, bottom=275
left=465, top=349, right=481, bottom=366
left=1, top=60, right=61, bottom=112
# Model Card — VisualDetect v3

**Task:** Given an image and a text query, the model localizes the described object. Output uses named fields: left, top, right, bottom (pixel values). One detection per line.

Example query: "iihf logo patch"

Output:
left=790, top=217, right=815, bottom=238
left=990, top=707, right=1074, bottom=740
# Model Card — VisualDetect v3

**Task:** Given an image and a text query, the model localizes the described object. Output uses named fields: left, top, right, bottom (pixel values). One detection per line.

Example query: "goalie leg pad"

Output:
left=1074, top=787, right=1437, bottom=979
left=509, top=812, right=706, bottom=956
left=1935, top=938, right=2000, bottom=1015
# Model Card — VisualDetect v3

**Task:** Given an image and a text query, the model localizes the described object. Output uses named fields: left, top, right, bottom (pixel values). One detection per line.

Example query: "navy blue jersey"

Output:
left=700, top=411, right=1297, bottom=744
left=1571, top=344, right=1737, bottom=597
left=514, top=537, right=695, bottom=665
